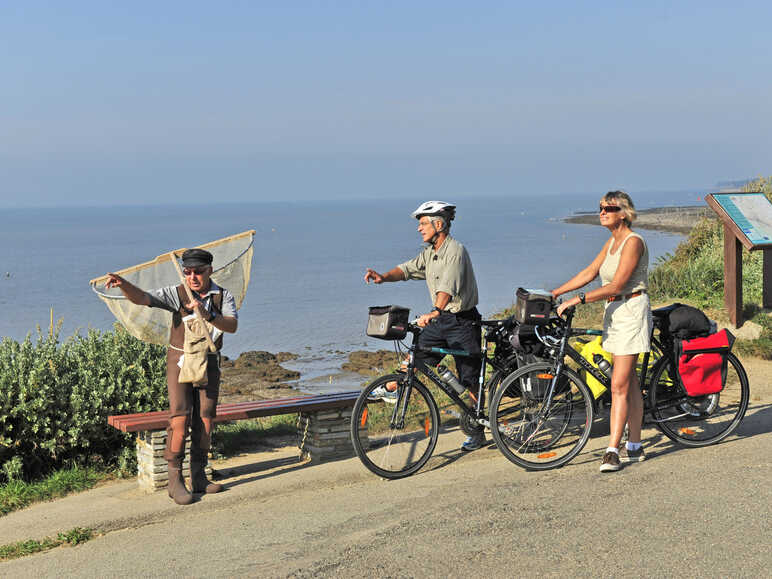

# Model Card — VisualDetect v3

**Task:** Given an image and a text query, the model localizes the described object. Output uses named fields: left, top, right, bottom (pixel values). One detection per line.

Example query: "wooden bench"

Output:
left=108, top=391, right=361, bottom=492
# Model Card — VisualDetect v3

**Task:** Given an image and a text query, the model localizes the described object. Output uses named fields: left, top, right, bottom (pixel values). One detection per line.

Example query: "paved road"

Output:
left=2, top=401, right=771, bottom=577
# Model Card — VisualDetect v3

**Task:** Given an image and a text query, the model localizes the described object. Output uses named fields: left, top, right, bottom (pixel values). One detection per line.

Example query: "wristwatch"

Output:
left=578, top=292, right=586, bottom=305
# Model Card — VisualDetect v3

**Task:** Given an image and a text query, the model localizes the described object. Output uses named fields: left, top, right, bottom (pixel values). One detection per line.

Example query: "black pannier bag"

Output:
left=668, top=304, right=712, bottom=340
left=366, top=305, right=410, bottom=340
left=514, top=288, right=553, bottom=326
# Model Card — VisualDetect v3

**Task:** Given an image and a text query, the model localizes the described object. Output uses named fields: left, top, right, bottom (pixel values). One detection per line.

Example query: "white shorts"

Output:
left=602, top=293, right=652, bottom=355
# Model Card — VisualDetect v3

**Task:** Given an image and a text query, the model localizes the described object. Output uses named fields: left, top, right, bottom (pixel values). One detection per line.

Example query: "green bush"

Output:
left=0, top=325, right=167, bottom=483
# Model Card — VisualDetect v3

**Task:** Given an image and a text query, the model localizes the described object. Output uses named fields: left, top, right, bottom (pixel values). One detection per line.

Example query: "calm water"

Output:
left=1, top=192, right=695, bottom=392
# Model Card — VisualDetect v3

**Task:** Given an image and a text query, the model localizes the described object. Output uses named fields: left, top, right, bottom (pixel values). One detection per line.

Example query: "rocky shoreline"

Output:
left=564, top=205, right=714, bottom=234
left=219, top=351, right=302, bottom=402
left=219, top=349, right=398, bottom=402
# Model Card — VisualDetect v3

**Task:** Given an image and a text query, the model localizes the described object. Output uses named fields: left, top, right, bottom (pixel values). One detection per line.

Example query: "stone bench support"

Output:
left=297, top=408, right=361, bottom=463
left=136, top=431, right=212, bottom=493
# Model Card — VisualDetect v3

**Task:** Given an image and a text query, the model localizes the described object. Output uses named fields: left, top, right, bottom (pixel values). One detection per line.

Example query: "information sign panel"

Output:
left=709, top=192, right=772, bottom=249
left=705, top=191, right=772, bottom=326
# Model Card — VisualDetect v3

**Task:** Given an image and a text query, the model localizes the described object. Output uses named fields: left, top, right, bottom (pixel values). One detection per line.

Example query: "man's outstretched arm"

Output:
left=104, top=273, right=151, bottom=306
left=363, top=267, right=406, bottom=284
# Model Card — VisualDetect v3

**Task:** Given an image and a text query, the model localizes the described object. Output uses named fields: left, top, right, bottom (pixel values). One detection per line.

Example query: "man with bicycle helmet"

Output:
left=363, top=201, right=484, bottom=451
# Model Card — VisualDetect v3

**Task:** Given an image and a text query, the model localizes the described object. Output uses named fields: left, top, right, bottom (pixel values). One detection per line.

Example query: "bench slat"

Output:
left=106, top=395, right=318, bottom=426
left=108, top=391, right=362, bottom=433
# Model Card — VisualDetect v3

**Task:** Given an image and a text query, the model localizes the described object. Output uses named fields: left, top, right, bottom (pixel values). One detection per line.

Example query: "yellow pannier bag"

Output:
left=579, top=336, right=611, bottom=399
left=579, top=336, right=656, bottom=400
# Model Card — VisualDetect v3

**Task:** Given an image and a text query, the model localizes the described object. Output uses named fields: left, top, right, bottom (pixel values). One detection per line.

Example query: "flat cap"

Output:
left=181, top=248, right=213, bottom=268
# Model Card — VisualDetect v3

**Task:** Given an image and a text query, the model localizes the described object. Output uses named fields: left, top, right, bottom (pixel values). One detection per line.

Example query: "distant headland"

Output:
left=563, top=205, right=714, bottom=235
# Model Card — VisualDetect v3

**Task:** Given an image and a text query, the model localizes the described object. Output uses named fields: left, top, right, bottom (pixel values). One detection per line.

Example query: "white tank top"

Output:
left=599, top=232, right=648, bottom=294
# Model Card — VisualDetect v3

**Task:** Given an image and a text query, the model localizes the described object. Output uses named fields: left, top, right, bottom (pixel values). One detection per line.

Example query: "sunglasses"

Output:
left=599, top=205, right=622, bottom=214
left=183, top=267, right=209, bottom=276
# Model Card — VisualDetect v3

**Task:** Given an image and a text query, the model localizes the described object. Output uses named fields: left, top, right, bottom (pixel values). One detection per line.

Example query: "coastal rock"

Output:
left=220, top=350, right=302, bottom=403
left=342, top=350, right=403, bottom=376
left=230, top=350, right=275, bottom=367
left=227, top=351, right=300, bottom=379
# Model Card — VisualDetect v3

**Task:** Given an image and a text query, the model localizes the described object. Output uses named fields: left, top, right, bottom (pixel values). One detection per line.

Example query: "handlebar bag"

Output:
left=366, top=305, right=410, bottom=340
left=676, top=329, right=735, bottom=396
left=514, top=288, right=553, bottom=326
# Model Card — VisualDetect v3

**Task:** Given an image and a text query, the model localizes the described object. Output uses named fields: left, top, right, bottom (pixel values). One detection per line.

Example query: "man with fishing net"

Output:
left=104, top=247, right=239, bottom=505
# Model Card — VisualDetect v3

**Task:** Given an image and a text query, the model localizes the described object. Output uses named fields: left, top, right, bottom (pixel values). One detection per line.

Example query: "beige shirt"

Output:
left=398, top=236, right=479, bottom=313
left=599, top=232, right=649, bottom=294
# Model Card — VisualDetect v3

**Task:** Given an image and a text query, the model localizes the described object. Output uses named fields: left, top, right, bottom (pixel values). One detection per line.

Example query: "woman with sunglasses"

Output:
left=551, top=190, right=652, bottom=472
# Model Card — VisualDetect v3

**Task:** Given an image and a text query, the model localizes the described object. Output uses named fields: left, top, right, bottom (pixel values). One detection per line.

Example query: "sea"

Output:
left=1, top=191, right=699, bottom=393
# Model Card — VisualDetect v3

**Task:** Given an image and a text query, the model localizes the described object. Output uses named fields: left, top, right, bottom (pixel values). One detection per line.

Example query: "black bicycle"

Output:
left=489, top=305, right=750, bottom=470
left=350, top=314, right=533, bottom=479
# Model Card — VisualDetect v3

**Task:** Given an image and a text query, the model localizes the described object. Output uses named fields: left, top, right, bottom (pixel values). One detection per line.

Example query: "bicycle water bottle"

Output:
left=593, top=354, right=613, bottom=378
left=436, top=364, right=466, bottom=394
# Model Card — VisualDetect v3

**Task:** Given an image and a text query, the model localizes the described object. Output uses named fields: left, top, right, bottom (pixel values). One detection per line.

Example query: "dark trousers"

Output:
left=416, top=309, right=482, bottom=391
left=164, top=351, right=220, bottom=461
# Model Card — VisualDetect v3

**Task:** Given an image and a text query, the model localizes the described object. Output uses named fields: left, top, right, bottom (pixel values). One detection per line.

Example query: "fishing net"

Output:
left=90, top=230, right=254, bottom=346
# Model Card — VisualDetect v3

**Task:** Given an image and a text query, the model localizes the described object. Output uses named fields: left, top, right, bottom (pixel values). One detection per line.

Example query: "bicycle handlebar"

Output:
left=407, top=315, right=513, bottom=330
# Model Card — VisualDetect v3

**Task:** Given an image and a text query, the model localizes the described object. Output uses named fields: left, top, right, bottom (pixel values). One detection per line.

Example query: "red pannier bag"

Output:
left=676, top=329, right=735, bottom=396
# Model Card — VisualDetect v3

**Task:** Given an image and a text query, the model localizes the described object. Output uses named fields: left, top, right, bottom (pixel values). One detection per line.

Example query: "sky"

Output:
left=2, top=1, right=772, bottom=207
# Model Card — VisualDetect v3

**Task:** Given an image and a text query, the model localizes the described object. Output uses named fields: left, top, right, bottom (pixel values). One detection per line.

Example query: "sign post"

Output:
left=705, top=192, right=772, bottom=326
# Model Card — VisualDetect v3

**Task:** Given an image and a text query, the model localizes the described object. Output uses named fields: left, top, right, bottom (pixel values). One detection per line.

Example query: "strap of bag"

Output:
left=174, top=284, right=224, bottom=351
left=213, top=287, right=223, bottom=315
left=213, top=288, right=224, bottom=350
left=172, top=284, right=188, bottom=328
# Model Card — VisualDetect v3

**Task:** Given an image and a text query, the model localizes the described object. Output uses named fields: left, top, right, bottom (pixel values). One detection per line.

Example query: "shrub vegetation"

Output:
left=0, top=324, right=167, bottom=484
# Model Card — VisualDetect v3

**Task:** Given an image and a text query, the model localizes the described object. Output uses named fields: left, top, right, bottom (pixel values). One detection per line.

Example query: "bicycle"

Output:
left=350, top=313, right=533, bottom=479
left=489, top=304, right=750, bottom=470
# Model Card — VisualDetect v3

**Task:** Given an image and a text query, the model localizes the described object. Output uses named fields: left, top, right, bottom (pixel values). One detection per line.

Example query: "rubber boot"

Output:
left=190, top=450, right=223, bottom=494
left=167, top=459, right=193, bottom=505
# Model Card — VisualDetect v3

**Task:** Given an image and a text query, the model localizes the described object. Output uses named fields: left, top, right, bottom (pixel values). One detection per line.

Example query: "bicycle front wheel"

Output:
left=649, top=353, right=749, bottom=447
left=350, top=373, right=440, bottom=479
left=490, top=362, right=594, bottom=470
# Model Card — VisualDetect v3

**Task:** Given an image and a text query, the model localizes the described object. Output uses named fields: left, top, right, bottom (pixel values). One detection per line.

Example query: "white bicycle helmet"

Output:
left=411, top=200, right=456, bottom=221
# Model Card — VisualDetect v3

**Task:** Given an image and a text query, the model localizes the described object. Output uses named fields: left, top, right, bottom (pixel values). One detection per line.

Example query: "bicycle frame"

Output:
left=391, top=323, right=513, bottom=430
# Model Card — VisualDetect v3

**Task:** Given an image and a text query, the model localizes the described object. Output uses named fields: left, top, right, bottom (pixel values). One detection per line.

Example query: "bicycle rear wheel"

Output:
left=490, top=362, right=594, bottom=470
left=649, top=353, right=749, bottom=447
left=350, top=373, right=440, bottom=479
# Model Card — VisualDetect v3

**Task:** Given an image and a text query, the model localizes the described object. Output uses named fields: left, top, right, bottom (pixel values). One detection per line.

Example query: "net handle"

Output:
left=168, top=251, right=218, bottom=353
